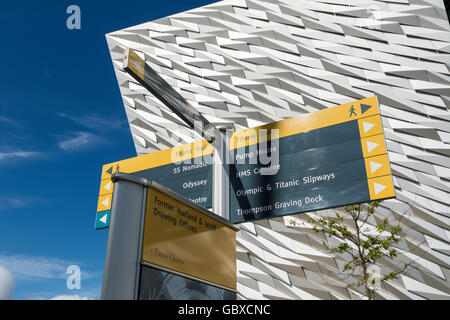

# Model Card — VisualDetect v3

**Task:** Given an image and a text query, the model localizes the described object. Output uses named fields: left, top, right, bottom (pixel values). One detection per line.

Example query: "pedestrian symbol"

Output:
left=349, top=105, right=357, bottom=118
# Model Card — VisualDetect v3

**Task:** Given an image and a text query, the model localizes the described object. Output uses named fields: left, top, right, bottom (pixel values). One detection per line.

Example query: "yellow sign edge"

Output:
left=230, top=96, right=380, bottom=149
left=101, top=140, right=214, bottom=180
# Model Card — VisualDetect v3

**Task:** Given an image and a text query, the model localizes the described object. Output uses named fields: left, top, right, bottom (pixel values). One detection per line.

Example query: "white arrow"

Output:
left=370, top=161, right=383, bottom=173
left=374, top=182, right=386, bottom=195
left=104, top=181, right=112, bottom=191
left=366, top=141, right=378, bottom=153
left=363, top=122, right=375, bottom=133
left=100, top=214, right=108, bottom=224
left=102, top=197, right=109, bottom=207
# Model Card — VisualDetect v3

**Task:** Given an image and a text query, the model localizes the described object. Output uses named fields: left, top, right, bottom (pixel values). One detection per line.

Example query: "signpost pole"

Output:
left=101, top=175, right=147, bottom=299
left=213, top=127, right=232, bottom=221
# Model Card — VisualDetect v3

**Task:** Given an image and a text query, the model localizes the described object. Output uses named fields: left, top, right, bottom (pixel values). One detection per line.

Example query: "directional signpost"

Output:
left=97, top=96, right=395, bottom=227
left=100, top=173, right=238, bottom=300
left=98, top=47, right=396, bottom=301
left=95, top=140, right=214, bottom=229
left=229, top=96, right=395, bottom=224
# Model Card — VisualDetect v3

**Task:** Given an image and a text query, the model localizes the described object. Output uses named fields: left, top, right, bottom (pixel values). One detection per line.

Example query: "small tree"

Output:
left=290, top=201, right=409, bottom=300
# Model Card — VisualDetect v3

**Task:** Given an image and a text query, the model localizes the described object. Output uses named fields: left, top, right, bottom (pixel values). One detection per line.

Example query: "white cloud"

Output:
left=0, top=253, right=99, bottom=281
left=0, top=266, right=15, bottom=299
left=27, top=287, right=101, bottom=300
left=0, top=117, right=20, bottom=128
left=0, top=151, right=40, bottom=161
left=0, top=254, right=70, bottom=280
left=58, top=113, right=126, bottom=132
left=50, top=295, right=92, bottom=300
left=58, top=131, right=99, bottom=151
left=56, top=113, right=127, bottom=152
left=0, top=196, right=26, bottom=209
left=0, top=195, right=46, bottom=211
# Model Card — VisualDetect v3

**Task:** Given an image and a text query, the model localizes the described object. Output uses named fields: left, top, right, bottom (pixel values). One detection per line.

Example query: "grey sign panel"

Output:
left=230, top=108, right=394, bottom=223
left=132, top=157, right=213, bottom=208
left=138, top=264, right=236, bottom=300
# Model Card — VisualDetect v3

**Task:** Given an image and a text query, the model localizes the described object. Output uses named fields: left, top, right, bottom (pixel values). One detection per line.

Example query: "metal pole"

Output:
left=212, top=126, right=233, bottom=221
left=100, top=176, right=146, bottom=300
left=133, top=187, right=147, bottom=299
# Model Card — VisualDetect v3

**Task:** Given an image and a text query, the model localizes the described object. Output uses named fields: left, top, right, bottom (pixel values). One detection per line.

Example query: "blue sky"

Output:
left=0, top=0, right=215, bottom=299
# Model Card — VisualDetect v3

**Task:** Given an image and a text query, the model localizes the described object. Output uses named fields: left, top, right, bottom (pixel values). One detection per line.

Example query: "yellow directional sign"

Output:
left=357, top=114, right=384, bottom=138
left=95, top=139, right=215, bottom=229
left=97, top=194, right=112, bottom=212
left=361, top=134, right=388, bottom=158
left=230, top=96, right=380, bottom=149
left=230, top=96, right=396, bottom=223
left=142, top=186, right=237, bottom=290
left=126, top=49, right=145, bottom=80
left=99, top=140, right=213, bottom=181
left=99, top=179, right=114, bottom=196
left=96, top=93, right=395, bottom=227
left=364, top=154, right=392, bottom=179
left=368, top=175, right=396, bottom=200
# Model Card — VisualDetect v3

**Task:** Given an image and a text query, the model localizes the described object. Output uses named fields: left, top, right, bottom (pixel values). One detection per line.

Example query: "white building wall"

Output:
left=106, top=0, right=450, bottom=299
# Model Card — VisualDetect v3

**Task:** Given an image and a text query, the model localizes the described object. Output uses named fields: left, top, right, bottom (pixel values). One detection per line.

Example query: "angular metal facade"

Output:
left=106, top=0, right=450, bottom=299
